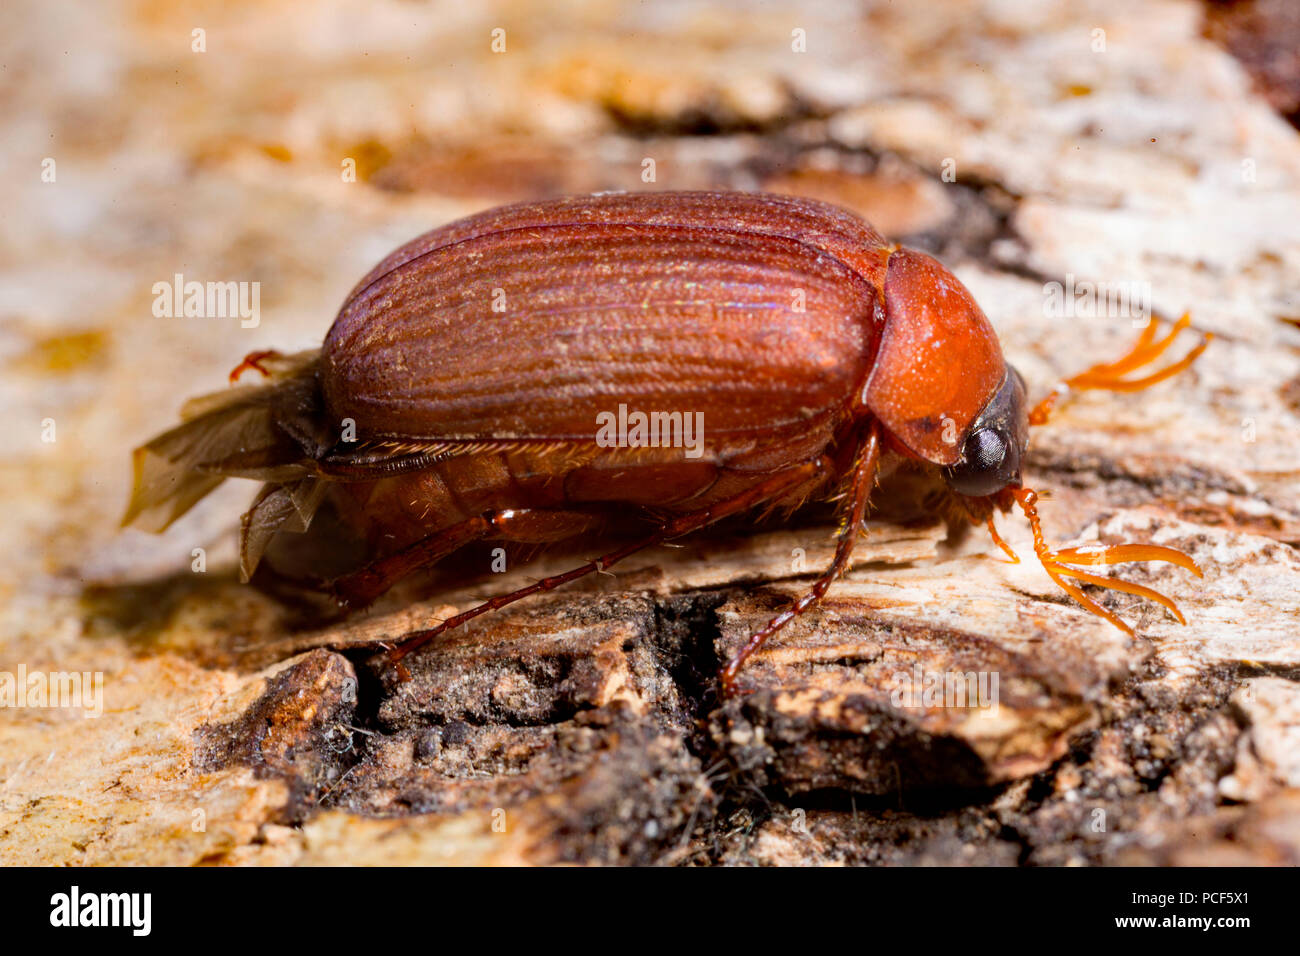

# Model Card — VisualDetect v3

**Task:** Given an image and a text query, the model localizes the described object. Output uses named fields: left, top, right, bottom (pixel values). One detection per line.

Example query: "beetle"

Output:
left=123, top=191, right=1209, bottom=695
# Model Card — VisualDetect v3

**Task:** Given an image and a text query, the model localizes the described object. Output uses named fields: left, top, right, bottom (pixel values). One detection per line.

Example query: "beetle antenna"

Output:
left=1029, top=312, right=1211, bottom=426
left=1012, top=486, right=1201, bottom=634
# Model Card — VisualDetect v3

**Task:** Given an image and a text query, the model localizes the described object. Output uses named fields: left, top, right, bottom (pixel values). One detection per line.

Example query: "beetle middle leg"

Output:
left=384, top=455, right=837, bottom=675
left=719, top=422, right=881, bottom=697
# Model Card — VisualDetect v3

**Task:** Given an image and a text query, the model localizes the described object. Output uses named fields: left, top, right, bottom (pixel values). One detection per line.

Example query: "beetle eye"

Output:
left=941, top=366, right=1029, bottom=499
left=944, top=426, right=1014, bottom=498
left=967, top=427, right=1008, bottom=473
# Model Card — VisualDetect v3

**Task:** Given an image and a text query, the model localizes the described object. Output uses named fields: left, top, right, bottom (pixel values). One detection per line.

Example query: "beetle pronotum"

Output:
left=124, top=191, right=1209, bottom=695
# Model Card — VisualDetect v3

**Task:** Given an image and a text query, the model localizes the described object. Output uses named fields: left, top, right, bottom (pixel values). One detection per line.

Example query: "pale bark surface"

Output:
left=2, top=0, right=1298, bottom=865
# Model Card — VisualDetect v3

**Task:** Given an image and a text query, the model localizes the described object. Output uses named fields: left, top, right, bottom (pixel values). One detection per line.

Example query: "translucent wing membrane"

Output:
left=121, top=350, right=321, bottom=533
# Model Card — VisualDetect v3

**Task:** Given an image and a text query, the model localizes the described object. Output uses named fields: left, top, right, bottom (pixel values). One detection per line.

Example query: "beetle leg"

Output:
left=985, top=515, right=1021, bottom=564
left=1029, top=313, right=1211, bottom=425
left=386, top=457, right=833, bottom=670
left=228, top=349, right=284, bottom=384
left=1012, top=486, right=1202, bottom=635
left=329, top=508, right=602, bottom=610
left=719, top=423, right=882, bottom=698
left=329, top=513, right=499, bottom=610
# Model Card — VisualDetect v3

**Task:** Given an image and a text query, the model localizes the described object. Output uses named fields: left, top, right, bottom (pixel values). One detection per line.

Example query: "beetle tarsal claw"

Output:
left=1011, top=487, right=1201, bottom=634
left=1028, top=312, right=1211, bottom=424
left=382, top=651, right=412, bottom=683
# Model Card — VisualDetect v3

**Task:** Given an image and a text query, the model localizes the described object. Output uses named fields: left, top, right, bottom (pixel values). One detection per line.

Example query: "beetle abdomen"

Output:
left=322, top=192, right=892, bottom=444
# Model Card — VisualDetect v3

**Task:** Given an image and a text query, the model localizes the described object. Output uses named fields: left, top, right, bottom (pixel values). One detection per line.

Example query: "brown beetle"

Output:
left=124, top=191, right=1208, bottom=694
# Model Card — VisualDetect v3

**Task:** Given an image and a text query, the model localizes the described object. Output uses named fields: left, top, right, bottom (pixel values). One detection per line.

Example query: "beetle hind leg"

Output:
left=328, top=513, right=498, bottom=611
left=329, top=508, right=603, bottom=610
left=228, top=349, right=285, bottom=383
left=385, top=457, right=835, bottom=674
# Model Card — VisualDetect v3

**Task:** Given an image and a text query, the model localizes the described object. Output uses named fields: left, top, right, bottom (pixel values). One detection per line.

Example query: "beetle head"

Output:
left=862, top=247, right=1021, bottom=497
left=941, top=366, right=1028, bottom=497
